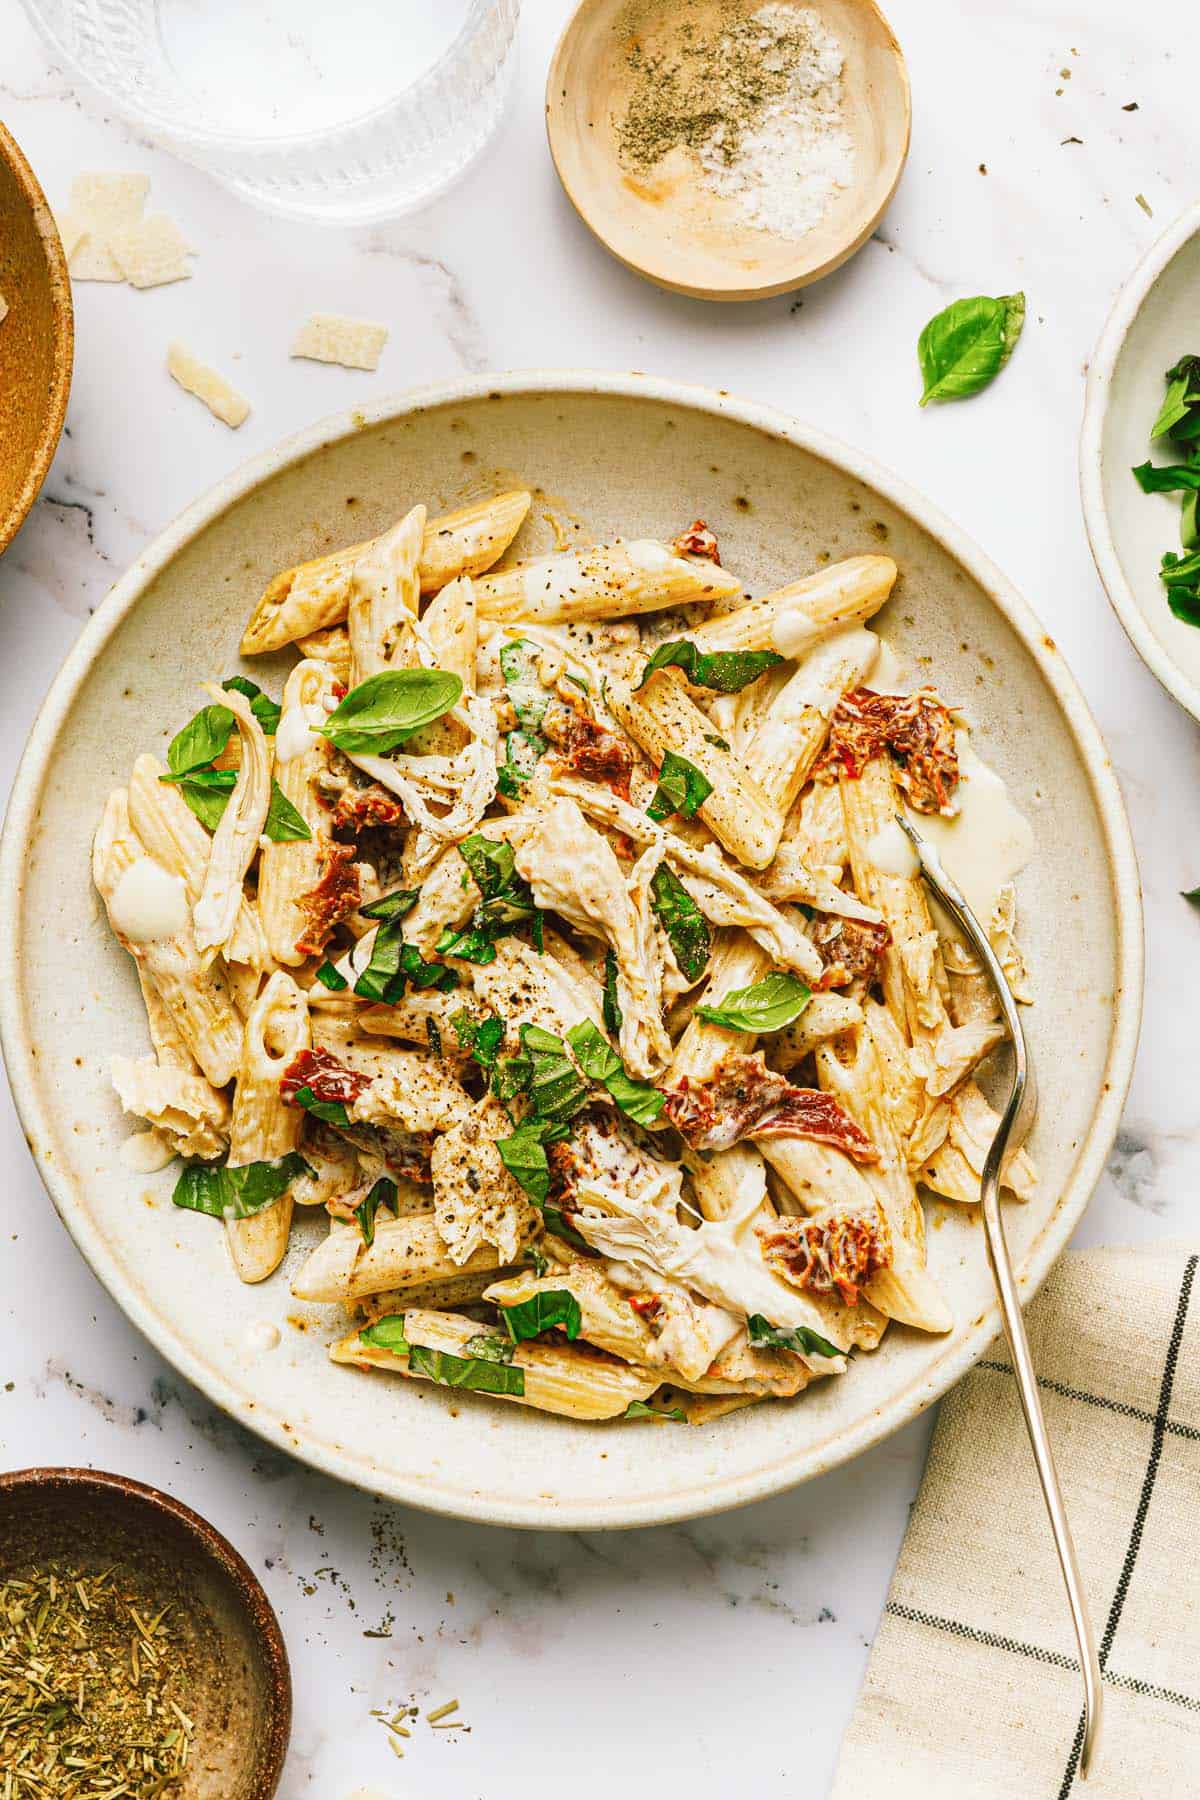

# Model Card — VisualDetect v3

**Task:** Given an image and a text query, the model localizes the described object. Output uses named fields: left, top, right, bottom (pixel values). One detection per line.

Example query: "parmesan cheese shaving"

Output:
left=167, top=344, right=250, bottom=429
left=291, top=313, right=389, bottom=371
left=108, top=214, right=193, bottom=288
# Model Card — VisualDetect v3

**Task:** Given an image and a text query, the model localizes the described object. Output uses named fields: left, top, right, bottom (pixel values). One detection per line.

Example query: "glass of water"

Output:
left=21, top=0, right=520, bottom=223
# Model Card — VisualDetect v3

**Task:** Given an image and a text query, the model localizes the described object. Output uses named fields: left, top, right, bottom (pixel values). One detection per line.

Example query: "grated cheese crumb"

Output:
left=291, top=313, right=388, bottom=371
left=167, top=344, right=250, bottom=429
left=108, top=214, right=193, bottom=289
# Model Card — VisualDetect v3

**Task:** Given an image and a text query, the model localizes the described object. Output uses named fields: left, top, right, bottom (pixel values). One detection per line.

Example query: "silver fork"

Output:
left=896, top=814, right=1102, bottom=1778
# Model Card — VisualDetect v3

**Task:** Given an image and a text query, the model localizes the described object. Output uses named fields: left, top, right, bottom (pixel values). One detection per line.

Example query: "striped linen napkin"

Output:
left=832, top=1242, right=1200, bottom=1798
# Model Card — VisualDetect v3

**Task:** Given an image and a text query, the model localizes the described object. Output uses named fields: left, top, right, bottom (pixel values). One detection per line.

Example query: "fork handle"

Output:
left=980, top=1173, right=1103, bottom=1777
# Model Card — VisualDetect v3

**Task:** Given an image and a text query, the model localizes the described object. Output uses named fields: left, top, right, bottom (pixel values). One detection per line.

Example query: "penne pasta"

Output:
left=473, top=537, right=741, bottom=625
left=225, top=970, right=311, bottom=1283
left=685, top=554, right=896, bottom=657
left=240, top=490, right=532, bottom=654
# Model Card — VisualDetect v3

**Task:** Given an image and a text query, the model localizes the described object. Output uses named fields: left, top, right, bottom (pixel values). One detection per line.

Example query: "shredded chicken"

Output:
left=111, top=1054, right=230, bottom=1160
left=430, top=1098, right=538, bottom=1264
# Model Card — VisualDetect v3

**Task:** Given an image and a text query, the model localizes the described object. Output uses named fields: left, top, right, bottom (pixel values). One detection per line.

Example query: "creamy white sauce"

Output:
left=782, top=626, right=877, bottom=714
left=630, top=538, right=676, bottom=574
left=770, top=609, right=821, bottom=658
left=865, top=819, right=921, bottom=880
left=867, top=635, right=909, bottom=694
left=242, top=1320, right=281, bottom=1353
left=908, top=730, right=1034, bottom=927
left=108, top=858, right=190, bottom=944
left=119, top=1129, right=175, bottom=1172
left=274, top=698, right=325, bottom=766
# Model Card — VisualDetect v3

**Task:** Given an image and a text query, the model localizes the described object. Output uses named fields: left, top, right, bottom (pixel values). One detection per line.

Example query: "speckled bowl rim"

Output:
left=1080, top=198, right=1200, bottom=723
left=0, top=1466, right=291, bottom=1795
left=0, top=121, right=74, bottom=556
left=0, top=371, right=1143, bottom=1529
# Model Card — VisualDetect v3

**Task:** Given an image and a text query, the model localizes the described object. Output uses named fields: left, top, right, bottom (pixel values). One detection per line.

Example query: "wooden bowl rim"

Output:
left=545, top=0, right=912, bottom=301
left=0, top=1466, right=291, bottom=1796
left=0, top=121, right=74, bottom=555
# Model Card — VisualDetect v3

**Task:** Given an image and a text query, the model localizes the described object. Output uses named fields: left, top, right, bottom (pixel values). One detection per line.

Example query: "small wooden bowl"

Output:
left=0, top=122, right=73, bottom=554
left=0, top=1468, right=291, bottom=1797
left=547, top=0, right=910, bottom=301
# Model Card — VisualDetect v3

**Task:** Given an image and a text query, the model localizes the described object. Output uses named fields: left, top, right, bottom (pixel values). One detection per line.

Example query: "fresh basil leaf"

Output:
left=647, top=751, right=712, bottom=823
left=360, top=888, right=420, bottom=922
left=1151, top=373, right=1196, bottom=440
left=314, top=960, right=349, bottom=991
left=1131, top=459, right=1200, bottom=494
left=172, top=1151, right=313, bottom=1221
left=521, top=1022, right=589, bottom=1123
left=452, top=1009, right=507, bottom=1071
left=649, top=862, right=711, bottom=981
left=457, top=835, right=535, bottom=926
left=496, top=1123, right=553, bottom=1204
left=917, top=293, right=1024, bottom=405
left=746, top=1313, right=840, bottom=1360
left=165, top=704, right=234, bottom=778
left=602, top=948, right=623, bottom=1035
left=355, top=1176, right=397, bottom=1248
left=263, top=779, right=313, bottom=843
left=293, top=1083, right=351, bottom=1128
left=565, top=1018, right=620, bottom=1083
left=435, top=922, right=498, bottom=964
left=321, top=669, right=462, bottom=755
left=638, top=640, right=783, bottom=694
left=623, top=1399, right=686, bottom=1422
left=221, top=675, right=281, bottom=736
left=354, top=912, right=457, bottom=1003
left=565, top=1019, right=665, bottom=1125
left=408, top=1342, right=525, bottom=1397
left=360, top=1313, right=410, bottom=1353
left=501, top=1289, right=583, bottom=1344
left=462, top=1332, right=516, bottom=1365
left=696, top=972, right=812, bottom=1034
left=499, top=638, right=550, bottom=733
left=171, top=767, right=238, bottom=830
left=1161, top=549, right=1200, bottom=626
left=604, top=1064, right=666, bottom=1125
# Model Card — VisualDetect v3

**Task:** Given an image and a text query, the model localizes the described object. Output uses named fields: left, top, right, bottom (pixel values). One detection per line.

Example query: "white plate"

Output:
left=0, top=372, right=1142, bottom=1528
left=1081, top=200, right=1200, bottom=719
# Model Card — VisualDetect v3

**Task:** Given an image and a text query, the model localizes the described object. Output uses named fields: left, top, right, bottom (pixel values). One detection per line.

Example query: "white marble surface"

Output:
left=0, top=1, right=1196, bottom=1791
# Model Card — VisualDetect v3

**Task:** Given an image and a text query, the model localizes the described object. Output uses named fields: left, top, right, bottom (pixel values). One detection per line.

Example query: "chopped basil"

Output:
left=746, top=1313, right=840, bottom=1360
left=426, top=1016, right=443, bottom=1059
left=1183, top=490, right=1200, bottom=551
left=519, top=1023, right=590, bottom=1124
left=647, top=751, right=713, bottom=823
left=696, top=972, right=812, bottom=1034
left=292, top=1083, right=351, bottom=1128
left=360, top=1314, right=410, bottom=1353
left=562, top=671, right=590, bottom=694
left=168, top=767, right=237, bottom=831
left=497, top=728, right=544, bottom=797
left=638, top=640, right=783, bottom=694
left=496, top=1121, right=554, bottom=1205
left=523, top=1243, right=550, bottom=1278
left=435, top=921, right=497, bottom=964
left=917, top=292, right=1025, bottom=405
left=322, top=669, right=462, bottom=755
left=1153, top=354, right=1200, bottom=440
left=649, top=862, right=711, bottom=981
left=539, top=1203, right=591, bottom=1251
left=1131, top=459, right=1200, bottom=495
left=360, top=888, right=420, bottom=922
left=623, top=1399, right=686, bottom=1422
left=501, top=1288, right=583, bottom=1343
left=263, top=779, right=312, bottom=843
left=355, top=1176, right=397, bottom=1247
left=565, top=1019, right=665, bottom=1125
left=1161, top=549, right=1200, bottom=626
left=703, top=732, right=731, bottom=751
left=164, top=704, right=234, bottom=778
left=602, top=948, right=623, bottom=1036
left=408, top=1342, right=525, bottom=1397
left=452, top=1008, right=507, bottom=1072
left=438, top=836, right=537, bottom=963
left=221, top=675, right=282, bottom=736
left=314, top=960, right=348, bottom=991
left=462, top=1331, right=517, bottom=1364
left=172, top=1151, right=313, bottom=1221
left=499, top=639, right=550, bottom=733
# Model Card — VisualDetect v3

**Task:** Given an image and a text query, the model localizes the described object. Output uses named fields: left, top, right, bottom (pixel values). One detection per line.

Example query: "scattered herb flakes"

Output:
left=1136, top=193, right=1153, bottom=217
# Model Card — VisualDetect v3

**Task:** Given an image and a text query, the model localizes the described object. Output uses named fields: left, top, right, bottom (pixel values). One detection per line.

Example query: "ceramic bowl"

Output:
left=0, top=372, right=1141, bottom=1528
left=0, top=1468, right=290, bottom=1795
left=1081, top=200, right=1200, bottom=720
left=0, top=121, right=73, bottom=554
left=546, top=0, right=910, bottom=300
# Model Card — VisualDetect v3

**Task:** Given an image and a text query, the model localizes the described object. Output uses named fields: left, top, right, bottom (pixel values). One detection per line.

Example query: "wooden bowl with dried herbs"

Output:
left=547, top=0, right=910, bottom=300
left=0, top=1468, right=290, bottom=1797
